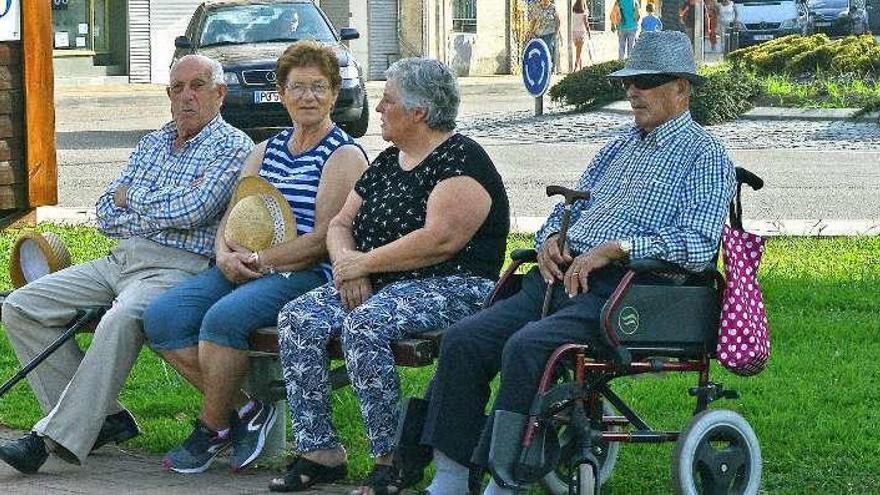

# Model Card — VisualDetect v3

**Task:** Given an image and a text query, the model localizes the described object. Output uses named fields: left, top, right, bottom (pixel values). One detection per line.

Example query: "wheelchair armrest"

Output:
left=627, top=258, right=715, bottom=278
left=510, top=249, right=537, bottom=263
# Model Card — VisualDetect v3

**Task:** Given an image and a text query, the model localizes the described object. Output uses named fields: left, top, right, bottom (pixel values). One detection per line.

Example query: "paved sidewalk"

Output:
left=0, top=427, right=353, bottom=495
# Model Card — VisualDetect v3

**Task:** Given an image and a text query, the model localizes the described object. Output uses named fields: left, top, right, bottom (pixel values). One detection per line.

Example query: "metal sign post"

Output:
left=0, top=0, right=20, bottom=41
left=522, top=38, right=552, bottom=117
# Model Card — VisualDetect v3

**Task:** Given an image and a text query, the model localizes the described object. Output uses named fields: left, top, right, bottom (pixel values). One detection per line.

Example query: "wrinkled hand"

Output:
left=113, top=185, right=130, bottom=208
left=217, top=239, right=261, bottom=284
left=338, top=277, right=373, bottom=311
left=537, top=234, right=573, bottom=284
left=563, top=244, right=615, bottom=297
left=332, top=251, right=370, bottom=287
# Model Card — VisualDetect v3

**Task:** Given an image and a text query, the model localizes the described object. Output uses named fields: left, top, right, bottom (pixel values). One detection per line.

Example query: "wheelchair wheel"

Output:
left=571, top=463, right=596, bottom=495
left=541, top=401, right=620, bottom=495
left=672, top=409, right=761, bottom=495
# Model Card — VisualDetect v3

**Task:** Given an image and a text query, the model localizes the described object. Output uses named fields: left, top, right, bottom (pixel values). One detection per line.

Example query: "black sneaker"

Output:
left=92, top=410, right=140, bottom=452
left=0, top=431, right=49, bottom=474
left=162, top=420, right=231, bottom=474
left=229, top=400, right=278, bottom=472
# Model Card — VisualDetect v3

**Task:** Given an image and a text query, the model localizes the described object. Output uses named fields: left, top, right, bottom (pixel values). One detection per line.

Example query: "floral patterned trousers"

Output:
left=278, top=275, right=494, bottom=457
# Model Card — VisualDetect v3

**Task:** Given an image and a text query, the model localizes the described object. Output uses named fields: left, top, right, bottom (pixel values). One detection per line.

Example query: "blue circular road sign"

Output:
left=522, top=38, right=552, bottom=97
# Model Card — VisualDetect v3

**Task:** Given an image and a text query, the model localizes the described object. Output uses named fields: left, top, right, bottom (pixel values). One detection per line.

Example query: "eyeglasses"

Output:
left=618, top=74, right=680, bottom=91
left=284, top=82, right=331, bottom=98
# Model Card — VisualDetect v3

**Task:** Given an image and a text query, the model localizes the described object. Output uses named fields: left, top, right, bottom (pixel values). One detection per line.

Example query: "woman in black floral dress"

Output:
left=269, top=58, right=510, bottom=493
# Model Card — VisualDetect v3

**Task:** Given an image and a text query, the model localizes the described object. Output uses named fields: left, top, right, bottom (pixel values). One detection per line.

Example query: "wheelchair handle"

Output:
left=546, top=185, right=590, bottom=204
left=735, top=167, right=763, bottom=191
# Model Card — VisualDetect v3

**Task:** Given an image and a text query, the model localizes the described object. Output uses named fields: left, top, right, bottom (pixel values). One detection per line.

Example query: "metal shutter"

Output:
left=129, top=0, right=151, bottom=83
left=368, top=0, right=399, bottom=80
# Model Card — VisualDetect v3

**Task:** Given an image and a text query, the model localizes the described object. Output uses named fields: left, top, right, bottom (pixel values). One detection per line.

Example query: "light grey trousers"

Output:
left=1, top=237, right=209, bottom=464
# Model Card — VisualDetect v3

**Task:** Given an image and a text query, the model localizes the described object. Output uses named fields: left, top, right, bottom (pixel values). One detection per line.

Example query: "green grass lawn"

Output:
left=0, top=226, right=878, bottom=493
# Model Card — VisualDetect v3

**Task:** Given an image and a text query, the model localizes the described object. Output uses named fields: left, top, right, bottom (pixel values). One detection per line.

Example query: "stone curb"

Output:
left=37, top=207, right=880, bottom=237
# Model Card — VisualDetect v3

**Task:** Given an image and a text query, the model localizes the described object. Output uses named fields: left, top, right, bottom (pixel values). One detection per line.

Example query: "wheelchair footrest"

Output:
left=487, top=410, right=559, bottom=489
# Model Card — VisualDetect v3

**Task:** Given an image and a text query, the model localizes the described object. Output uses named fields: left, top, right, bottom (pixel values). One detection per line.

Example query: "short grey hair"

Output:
left=171, top=54, right=225, bottom=86
left=385, top=58, right=459, bottom=131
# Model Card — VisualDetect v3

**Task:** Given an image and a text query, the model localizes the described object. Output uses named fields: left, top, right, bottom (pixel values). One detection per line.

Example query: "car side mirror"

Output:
left=339, top=27, right=360, bottom=41
left=175, top=36, right=193, bottom=49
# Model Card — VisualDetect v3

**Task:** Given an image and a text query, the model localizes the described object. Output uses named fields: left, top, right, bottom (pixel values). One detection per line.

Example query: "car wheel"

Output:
left=345, top=94, right=370, bottom=138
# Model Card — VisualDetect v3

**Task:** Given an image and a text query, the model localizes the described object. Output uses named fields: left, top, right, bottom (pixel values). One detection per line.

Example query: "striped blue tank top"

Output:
left=259, top=125, right=363, bottom=281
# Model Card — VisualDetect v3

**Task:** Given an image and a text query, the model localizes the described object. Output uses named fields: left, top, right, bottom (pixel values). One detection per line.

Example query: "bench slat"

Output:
left=249, top=326, right=443, bottom=368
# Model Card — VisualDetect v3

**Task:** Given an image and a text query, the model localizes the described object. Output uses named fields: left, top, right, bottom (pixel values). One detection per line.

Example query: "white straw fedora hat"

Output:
left=608, top=31, right=706, bottom=85
left=224, top=176, right=297, bottom=252
left=10, top=231, right=73, bottom=289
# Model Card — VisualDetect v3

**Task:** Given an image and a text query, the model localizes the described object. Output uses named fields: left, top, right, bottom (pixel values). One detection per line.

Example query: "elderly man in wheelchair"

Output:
left=392, top=31, right=764, bottom=495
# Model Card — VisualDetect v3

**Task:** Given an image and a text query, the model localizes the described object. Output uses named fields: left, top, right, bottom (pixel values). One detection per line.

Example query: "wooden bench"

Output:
left=246, top=326, right=446, bottom=457
left=0, top=295, right=447, bottom=459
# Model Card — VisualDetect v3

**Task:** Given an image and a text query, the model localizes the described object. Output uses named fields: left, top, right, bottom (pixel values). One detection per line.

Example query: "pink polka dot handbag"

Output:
left=717, top=221, right=770, bottom=376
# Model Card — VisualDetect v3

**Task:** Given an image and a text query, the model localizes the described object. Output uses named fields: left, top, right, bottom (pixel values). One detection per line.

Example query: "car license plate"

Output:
left=815, top=21, right=831, bottom=27
left=255, top=91, right=281, bottom=104
left=753, top=34, right=774, bottom=40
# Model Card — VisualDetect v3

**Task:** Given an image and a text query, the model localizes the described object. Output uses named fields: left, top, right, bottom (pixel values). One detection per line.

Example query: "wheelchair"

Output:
left=396, top=167, right=765, bottom=495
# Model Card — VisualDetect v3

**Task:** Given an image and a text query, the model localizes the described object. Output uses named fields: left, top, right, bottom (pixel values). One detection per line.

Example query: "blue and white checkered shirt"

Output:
left=95, top=115, right=253, bottom=257
left=535, top=111, right=735, bottom=271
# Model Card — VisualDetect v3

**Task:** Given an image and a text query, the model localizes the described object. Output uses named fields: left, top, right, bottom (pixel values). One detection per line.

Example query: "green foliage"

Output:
left=690, top=66, right=762, bottom=125
left=547, top=60, right=626, bottom=110
left=2, top=226, right=879, bottom=493
left=549, top=61, right=760, bottom=125
left=728, top=33, right=880, bottom=77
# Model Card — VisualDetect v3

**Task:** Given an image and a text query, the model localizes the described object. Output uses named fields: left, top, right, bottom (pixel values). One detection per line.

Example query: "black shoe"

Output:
left=92, top=410, right=140, bottom=452
left=0, top=431, right=49, bottom=474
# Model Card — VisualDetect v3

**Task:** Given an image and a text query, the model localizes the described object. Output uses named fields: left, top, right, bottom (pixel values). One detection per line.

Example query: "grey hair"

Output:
left=171, top=54, right=225, bottom=86
left=385, top=58, right=459, bottom=131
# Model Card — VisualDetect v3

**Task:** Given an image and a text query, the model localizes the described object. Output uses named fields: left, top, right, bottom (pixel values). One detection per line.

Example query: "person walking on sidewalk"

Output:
left=0, top=54, right=253, bottom=475
left=613, top=0, right=641, bottom=59
left=641, top=2, right=663, bottom=33
left=528, top=0, right=561, bottom=68
left=571, top=0, right=592, bottom=70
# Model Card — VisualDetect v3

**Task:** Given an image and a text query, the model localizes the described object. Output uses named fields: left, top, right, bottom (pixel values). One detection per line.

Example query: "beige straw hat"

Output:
left=10, top=231, right=73, bottom=289
left=224, top=176, right=297, bottom=252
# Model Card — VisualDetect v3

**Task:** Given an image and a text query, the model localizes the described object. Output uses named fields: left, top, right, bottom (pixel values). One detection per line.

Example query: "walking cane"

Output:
left=541, top=186, right=590, bottom=317
left=0, top=306, right=107, bottom=399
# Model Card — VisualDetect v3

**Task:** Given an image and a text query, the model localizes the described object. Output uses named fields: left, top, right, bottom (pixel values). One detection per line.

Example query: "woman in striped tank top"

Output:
left=143, top=41, right=368, bottom=474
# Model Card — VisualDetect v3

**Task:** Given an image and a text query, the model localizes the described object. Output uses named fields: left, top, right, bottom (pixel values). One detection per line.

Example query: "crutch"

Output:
left=0, top=306, right=107, bottom=398
left=541, top=186, right=590, bottom=317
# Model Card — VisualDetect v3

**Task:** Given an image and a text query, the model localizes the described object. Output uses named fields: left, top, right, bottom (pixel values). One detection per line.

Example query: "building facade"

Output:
left=49, top=0, right=659, bottom=84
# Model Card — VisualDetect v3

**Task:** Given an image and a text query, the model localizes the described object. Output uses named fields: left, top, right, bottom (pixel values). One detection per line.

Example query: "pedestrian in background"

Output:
left=571, top=0, right=592, bottom=70
left=528, top=0, right=561, bottom=68
left=641, top=3, right=663, bottom=33
left=613, top=0, right=640, bottom=59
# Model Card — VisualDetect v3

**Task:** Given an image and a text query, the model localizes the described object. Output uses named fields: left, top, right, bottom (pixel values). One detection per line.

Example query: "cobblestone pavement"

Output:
left=460, top=108, right=880, bottom=151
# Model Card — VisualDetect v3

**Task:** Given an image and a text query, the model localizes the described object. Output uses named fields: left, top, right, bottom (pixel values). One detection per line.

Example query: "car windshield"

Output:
left=200, top=3, right=335, bottom=46
left=806, top=0, right=847, bottom=7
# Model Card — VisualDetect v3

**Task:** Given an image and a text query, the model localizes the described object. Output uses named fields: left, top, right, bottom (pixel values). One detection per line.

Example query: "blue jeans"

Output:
left=539, top=33, right=557, bottom=66
left=143, top=266, right=325, bottom=351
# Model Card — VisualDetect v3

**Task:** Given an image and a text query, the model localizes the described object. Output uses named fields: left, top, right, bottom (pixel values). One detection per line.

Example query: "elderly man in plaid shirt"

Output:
left=410, top=32, right=737, bottom=495
left=0, top=54, right=253, bottom=474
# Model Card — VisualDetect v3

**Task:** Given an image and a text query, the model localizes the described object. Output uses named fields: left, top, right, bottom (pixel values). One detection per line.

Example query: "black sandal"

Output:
left=268, top=457, right=347, bottom=492
left=351, top=463, right=407, bottom=495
